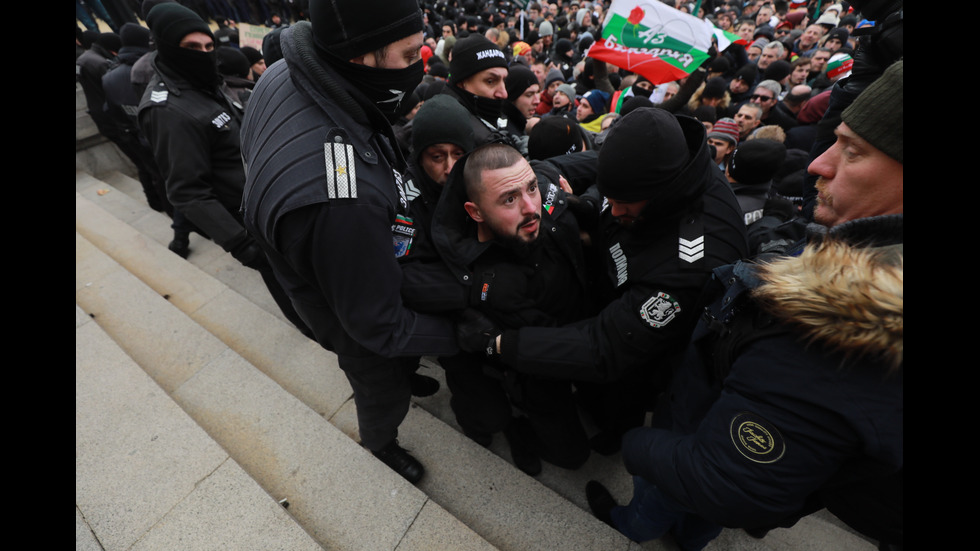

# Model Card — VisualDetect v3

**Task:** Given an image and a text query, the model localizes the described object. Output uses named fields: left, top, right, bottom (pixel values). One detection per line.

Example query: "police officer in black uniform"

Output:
left=138, top=3, right=310, bottom=338
left=239, top=0, right=459, bottom=483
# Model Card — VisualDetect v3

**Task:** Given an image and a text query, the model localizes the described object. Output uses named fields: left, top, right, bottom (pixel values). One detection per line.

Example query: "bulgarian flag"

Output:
left=713, top=24, right=744, bottom=48
left=587, top=0, right=719, bottom=85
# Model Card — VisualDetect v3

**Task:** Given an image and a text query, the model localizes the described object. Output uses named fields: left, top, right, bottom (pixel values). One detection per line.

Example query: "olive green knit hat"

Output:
left=841, top=59, right=903, bottom=164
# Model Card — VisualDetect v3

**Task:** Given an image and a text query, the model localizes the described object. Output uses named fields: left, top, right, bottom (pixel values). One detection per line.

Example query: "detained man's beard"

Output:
left=493, top=213, right=541, bottom=256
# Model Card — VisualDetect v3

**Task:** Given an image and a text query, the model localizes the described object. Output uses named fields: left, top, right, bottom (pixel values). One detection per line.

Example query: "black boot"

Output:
left=585, top=480, right=618, bottom=529
left=168, top=234, right=190, bottom=258
left=372, top=440, right=424, bottom=484
left=503, top=417, right=541, bottom=476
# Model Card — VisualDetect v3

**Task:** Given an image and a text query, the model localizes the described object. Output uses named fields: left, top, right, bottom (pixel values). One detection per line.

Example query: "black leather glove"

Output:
left=469, top=263, right=535, bottom=312
left=230, top=238, right=268, bottom=270
left=564, top=192, right=601, bottom=229
left=456, top=308, right=501, bottom=358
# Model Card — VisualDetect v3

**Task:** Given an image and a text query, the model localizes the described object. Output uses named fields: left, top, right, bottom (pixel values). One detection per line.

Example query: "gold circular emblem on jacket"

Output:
left=730, top=412, right=785, bottom=464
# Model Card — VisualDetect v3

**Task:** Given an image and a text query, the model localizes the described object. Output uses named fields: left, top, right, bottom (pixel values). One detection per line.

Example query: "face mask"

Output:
left=632, top=83, right=652, bottom=99
left=157, top=42, right=221, bottom=90
left=338, top=58, right=425, bottom=121
left=471, top=94, right=506, bottom=126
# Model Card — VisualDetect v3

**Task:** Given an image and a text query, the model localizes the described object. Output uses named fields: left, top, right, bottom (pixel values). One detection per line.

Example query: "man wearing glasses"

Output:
left=747, top=80, right=798, bottom=131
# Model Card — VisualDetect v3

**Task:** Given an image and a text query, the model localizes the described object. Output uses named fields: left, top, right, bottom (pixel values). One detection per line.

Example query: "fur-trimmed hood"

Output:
left=751, top=231, right=903, bottom=371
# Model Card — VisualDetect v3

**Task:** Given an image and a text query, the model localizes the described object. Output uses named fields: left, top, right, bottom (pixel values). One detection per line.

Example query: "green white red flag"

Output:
left=587, top=0, right=720, bottom=84
left=713, top=25, right=744, bottom=48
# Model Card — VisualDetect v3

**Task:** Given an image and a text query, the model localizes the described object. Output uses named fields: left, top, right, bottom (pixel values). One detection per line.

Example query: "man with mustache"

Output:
left=412, top=143, right=595, bottom=475
left=585, top=59, right=903, bottom=551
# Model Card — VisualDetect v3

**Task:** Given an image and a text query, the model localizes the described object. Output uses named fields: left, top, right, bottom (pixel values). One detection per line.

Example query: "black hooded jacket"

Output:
left=400, top=151, right=595, bottom=329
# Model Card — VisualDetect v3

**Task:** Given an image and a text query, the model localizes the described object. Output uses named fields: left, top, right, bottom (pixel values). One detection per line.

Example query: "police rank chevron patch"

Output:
left=149, top=89, right=168, bottom=103
left=403, top=177, right=421, bottom=203
left=679, top=235, right=704, bottom=263
left=324, top=140, right=357, bottom=199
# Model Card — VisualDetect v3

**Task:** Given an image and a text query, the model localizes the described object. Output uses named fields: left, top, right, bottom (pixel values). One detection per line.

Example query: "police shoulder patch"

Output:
left=729, top=411, right=786, bottom=464
left=323, top=133, right=358, bottom=199
left=149, top=88, right=168, bottom=103
left=639, top=291, right=681, bottom=328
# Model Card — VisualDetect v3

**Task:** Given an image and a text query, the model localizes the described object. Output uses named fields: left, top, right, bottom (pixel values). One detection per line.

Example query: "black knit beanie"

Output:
left=411, top=94, right=477, bottom=160
left=763, top=59, right=792, bottom=83
left=119, top=23, right=150, bottom=49
left=146, top=3, right=212, bottom=49
left=708, top=55, right=731, bottom=74
left=597, top=107, right=690, bottom=201
left=239, top=46, right=264, bottom=66
left=216, top=46, right=251, bottom=78
left=527, top=116, right=585, bottom=160
left=620, top=95, right=653, bottom=116
left=309, top=0, right=423, bottom=61
left=733, top=63, right=759, bottom=85
left=96, top=32, right=122, bottom=53
left=262, top=26, right=286, bottom=67
left=727, top=138, right=787, bottom=186
left=82, top=29, right=99, bottom=49
left=842, top=59, right=903, bottom=164
left=702, top=76, right=727, bottom=99
left=429, top=62, right=449, bottom=80
left=140, top=0, right=175, bottom=20
left=505, top=64, right=538, bottom=101
left=449, top=34, right=507, bottom=85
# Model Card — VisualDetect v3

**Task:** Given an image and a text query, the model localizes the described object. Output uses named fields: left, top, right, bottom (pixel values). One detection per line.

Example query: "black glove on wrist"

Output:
left=230, top=238, right=268, bottom=270
left=456, top=308, right=501, bottom=357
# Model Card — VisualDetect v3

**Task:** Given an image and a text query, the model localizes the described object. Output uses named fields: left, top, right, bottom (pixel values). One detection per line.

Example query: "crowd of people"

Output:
left=77, top=0, right=903, bottom=549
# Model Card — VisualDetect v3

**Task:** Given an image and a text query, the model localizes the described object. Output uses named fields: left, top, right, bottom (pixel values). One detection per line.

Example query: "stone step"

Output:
left=76, top=221, right=495, bottom=551
left=76, top=304, right=326, bottom=551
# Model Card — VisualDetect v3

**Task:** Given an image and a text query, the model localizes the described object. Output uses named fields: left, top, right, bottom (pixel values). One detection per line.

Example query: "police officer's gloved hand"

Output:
left=230, top=238, right=268, bottom=270
left=469, top=264, right=535, bottom=313
left=456, top=308, right=501, bottom=358
left=564, top=193, right=601, bottom=228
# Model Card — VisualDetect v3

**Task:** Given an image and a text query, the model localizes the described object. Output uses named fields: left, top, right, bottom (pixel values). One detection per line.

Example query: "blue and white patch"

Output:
left=392, top=214, right=415, bottom=258
left=639, top=291, right=680, bottom=328
left=323, top=140, right=358, bottom=199
left=679, top=235, right=705, bottom=263
left=729, top=412, right=785, bottom=464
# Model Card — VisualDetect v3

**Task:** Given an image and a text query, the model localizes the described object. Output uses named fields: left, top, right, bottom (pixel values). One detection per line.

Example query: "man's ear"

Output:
left=463, top=201, right=484, bottom=223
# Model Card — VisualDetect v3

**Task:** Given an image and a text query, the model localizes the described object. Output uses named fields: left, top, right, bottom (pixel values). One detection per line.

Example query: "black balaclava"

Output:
left=631, top=75, right=653, bottom=98
left=146, top=3, right=221, bottom=90
left=310, top=0, right=425, bottom=121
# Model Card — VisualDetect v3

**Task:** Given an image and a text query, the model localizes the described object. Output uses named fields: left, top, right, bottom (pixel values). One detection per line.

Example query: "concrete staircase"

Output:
left=75, top=84, right=878, bottom=551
